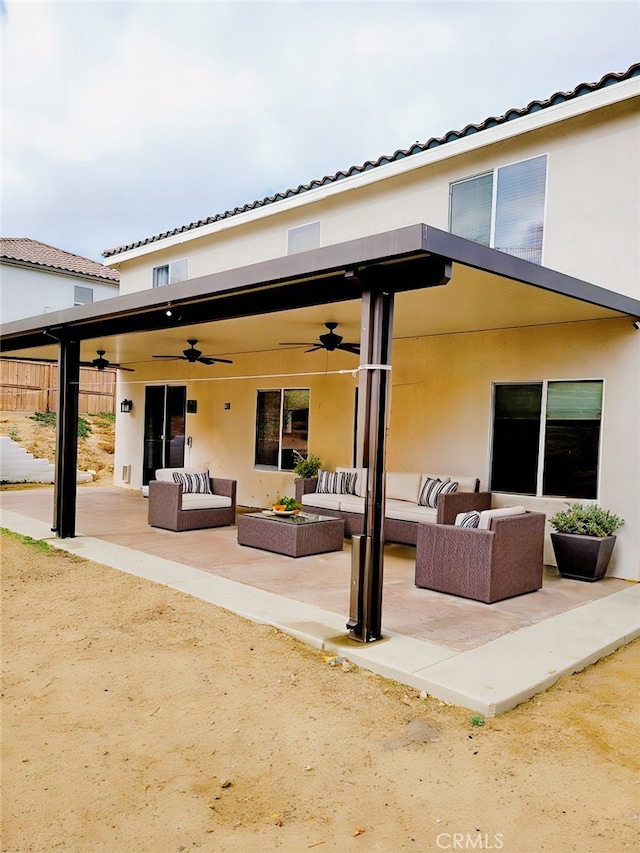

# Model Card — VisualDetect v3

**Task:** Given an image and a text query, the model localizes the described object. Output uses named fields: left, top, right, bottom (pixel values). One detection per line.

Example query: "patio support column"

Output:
left=348, top=286, right=394, bottom=643
left=52, top=338, right=80, bottom=538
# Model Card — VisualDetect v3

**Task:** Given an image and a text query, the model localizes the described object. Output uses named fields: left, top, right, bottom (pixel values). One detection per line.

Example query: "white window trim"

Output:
left=152, top=258, right=189, bottom=287
left=450, top=154, right=548, bottom=265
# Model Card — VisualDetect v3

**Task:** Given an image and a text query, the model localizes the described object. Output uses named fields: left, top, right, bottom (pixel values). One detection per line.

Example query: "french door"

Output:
left=142, top=385, right=187, bottom=485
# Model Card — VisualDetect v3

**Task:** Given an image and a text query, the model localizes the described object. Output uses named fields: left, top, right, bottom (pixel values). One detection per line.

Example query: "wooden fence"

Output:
left=0, top=359, right=116, bottom=414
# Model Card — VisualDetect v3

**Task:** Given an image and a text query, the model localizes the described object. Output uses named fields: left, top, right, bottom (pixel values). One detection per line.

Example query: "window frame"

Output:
left=152, top=258, right=188, bottom=288
left=254, top=387, right=310, bottom=471
left=73, top=284, right=94, bottom=306
left=489, top=378, right=605, bottom=499
left=449, top=154, right=548, bottom=264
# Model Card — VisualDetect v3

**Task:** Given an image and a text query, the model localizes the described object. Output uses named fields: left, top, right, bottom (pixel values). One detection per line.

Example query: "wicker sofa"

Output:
left=148, top=467, right=237, bottom=532
left=295, top=468, right=491, bottom=546
left=415, top=506, right=546, bottom=603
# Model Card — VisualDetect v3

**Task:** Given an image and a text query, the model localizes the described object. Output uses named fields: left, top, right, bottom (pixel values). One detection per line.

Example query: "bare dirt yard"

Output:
left=1, top=530, right=639, bottom=853
left=1, top=411, right=639, bottom=850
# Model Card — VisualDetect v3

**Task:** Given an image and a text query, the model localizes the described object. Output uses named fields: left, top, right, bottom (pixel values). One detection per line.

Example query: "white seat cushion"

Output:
left=385, top=499, right=437, bottom=523
left=338, top=495, right=366, bottom=514
left=478, top=506, right=526, bottom=530
left=386, top=472, right=422, bottom=502
left=181, top=493, right=231, bottom=510
left=301, top=493, right=342, bottom=511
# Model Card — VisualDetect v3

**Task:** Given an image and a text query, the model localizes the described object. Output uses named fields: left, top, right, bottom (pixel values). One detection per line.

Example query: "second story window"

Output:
left=450, top=155, right=547, bottom=264
left=74, top=285, right=93, bottom=306
left=152, top=258, right=188, bottom=287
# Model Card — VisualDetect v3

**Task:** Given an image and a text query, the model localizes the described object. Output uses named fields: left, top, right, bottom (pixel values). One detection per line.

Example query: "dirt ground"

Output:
left=1, top=411, right=639, bottom=850
left=1, top=531, right=639, bottom=853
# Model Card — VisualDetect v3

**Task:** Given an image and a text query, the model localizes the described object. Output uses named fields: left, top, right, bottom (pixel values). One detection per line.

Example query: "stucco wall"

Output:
left=0, top=264, right=119, bottom=324
left=113, top=95, right=639, bottom=301
left=114, top=316, right=639, bottom=581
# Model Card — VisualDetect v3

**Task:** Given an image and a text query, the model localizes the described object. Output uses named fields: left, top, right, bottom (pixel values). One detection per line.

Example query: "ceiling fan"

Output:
left=86, top=350, right=135, bottom=372
left=279, top=322, right=360, bottom=355
left=152, top=339, right=233, bottom=366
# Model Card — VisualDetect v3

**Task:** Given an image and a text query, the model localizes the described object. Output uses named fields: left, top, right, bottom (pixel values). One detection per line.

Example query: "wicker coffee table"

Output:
left=237, top=512, right=344, bottom=558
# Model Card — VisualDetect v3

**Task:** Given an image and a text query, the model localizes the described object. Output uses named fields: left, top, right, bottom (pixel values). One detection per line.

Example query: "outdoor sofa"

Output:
left=148, top=467, right=237, bottom=532
left=295, top=468, right=491, bottom=546
left=415, top=506, right=546, bottom=603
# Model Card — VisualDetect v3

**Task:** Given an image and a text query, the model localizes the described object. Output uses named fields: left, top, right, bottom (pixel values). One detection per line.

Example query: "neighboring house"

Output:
left=1, top=65, right=638, bottom=584
left=0, top=238, right=120, bottom=324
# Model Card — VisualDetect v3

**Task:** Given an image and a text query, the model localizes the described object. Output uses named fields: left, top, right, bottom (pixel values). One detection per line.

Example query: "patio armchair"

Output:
left=415, top=507, right=546, bottom=603
left=148, top=467, right=236, bottom=532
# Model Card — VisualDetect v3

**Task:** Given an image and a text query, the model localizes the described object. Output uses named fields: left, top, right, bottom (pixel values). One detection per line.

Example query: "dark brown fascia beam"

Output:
left=422, top=225, right=640, bottom=318
left=0, top=225, right=448, bottom=352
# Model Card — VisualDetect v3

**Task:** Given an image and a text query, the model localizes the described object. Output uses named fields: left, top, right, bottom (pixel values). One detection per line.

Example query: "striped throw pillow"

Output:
left=418, top=478, right=459, bottom=508
left=315, top=470, right=358, bottom=495
left=172, top=471, right=212, bottom=494
left=455, top=510, right=480, bottom=528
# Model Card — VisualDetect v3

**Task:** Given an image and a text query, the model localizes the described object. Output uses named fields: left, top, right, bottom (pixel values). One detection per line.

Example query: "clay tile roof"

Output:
left=102, top=62, right=640, bottom=259
left=1, top=238, right=120, bottom=283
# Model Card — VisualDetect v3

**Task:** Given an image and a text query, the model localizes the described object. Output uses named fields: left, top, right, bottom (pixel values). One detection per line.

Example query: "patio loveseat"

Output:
left=295, top=468, right=490, bottom=546
left=148, top=467, right=237, bottom=532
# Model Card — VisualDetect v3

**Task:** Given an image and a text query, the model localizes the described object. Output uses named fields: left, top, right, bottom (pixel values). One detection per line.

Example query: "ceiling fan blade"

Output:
left=337, top=343, right=360, bottom=354
left=117, top=366, right=136, bottom=372
left=305, top=346, right=324, bottom=353
left=279, top=342, right=315, bottom=347
left=208, top=357, right=234, bottom=364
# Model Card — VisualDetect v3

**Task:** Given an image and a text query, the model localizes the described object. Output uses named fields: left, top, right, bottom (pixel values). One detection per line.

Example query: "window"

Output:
left=73, top=285, right=93, bottom=306
left=152, top=258, right=188, bottom=287
left=255, top=388, right=309, bottom=470
left=490, top=380, right=603, bottom=499
left=450, top=155, right=547, bottom=264
left=287, top=222, right=320, bottom=255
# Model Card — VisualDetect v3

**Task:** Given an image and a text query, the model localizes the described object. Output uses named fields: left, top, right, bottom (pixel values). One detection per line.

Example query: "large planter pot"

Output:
left=550, top=532, right=617, bottom=582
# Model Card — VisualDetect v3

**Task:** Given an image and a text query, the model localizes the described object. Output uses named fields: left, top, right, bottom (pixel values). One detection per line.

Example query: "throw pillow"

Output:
left=316, top=470, right=358, bottom=495
left=315, top=470, right=339, bottom=494
left=172, top=471, right=212, bottom=494
left=418, top=478, right=459, bottom=508
left=455, top=510, right=481, bottom=528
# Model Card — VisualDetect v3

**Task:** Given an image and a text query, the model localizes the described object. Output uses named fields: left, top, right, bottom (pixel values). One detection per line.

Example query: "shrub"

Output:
left=549, top=503, right=625, bottom=537
left=293, top=451, right=322, bottom=479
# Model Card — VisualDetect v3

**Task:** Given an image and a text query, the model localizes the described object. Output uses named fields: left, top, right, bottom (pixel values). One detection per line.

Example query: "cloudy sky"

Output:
left=2, top=0, right=638, bottom=262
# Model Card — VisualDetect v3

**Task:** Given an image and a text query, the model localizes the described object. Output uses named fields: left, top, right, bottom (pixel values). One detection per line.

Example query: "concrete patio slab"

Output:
left=2, top=492, right=638, bottom=715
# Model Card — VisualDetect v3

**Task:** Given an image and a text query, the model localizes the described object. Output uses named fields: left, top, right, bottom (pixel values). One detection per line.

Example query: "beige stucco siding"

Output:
left=114, top=316, right=639, bottom=580
left=113, top=95, right=639, bottom=302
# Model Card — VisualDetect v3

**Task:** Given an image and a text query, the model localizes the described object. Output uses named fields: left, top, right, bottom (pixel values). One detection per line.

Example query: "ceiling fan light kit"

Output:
left=152, top=339, right=233, bottom=366
left=280, top=322, right=360, bottom=355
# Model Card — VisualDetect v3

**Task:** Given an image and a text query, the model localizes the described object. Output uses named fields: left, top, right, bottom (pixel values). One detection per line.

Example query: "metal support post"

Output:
left=52, top=338, right=80, bottom=538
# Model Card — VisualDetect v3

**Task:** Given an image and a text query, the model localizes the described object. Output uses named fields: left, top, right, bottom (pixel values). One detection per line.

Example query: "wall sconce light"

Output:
left=120, top=399, right=133, bottom=413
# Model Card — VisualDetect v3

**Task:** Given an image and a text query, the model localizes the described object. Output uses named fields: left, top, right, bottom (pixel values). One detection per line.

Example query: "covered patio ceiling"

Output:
left=2, top=222, right=639, bottom=643
left=2, top=224, right=638, bottom=367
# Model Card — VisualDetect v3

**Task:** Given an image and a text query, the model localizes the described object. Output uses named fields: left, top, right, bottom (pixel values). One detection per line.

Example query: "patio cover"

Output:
left=2, top=223, right=639, bottom=641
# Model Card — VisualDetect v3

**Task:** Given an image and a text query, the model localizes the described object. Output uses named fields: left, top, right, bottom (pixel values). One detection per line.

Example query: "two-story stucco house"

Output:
left=0, top=238, right=120, bottom=323
left=1, top=64, right=638, bottom=590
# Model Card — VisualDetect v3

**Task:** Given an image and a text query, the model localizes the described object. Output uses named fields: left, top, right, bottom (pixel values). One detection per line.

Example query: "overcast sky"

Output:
left=1, top=1, right=638, bottom=262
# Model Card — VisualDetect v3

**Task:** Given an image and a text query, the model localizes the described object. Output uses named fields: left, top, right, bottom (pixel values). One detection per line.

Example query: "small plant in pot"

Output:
left=292, top=451, right=322, bottom=480
left=549, top=503, right=625, bottom=582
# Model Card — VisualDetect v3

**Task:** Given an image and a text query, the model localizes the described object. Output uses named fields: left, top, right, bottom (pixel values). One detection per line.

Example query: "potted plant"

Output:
left=549, top=503, right=625, bottom=582
left=292, top=451, right=322, bottom=480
